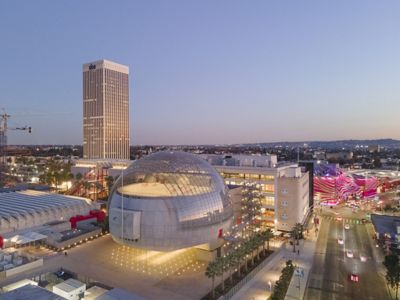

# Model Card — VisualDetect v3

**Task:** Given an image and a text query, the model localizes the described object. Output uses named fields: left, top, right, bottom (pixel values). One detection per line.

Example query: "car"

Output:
left=360, top=254, right=367, bottom=262
left=344, top=224, right=350, bottom=230
left=361, top=218, right=368, bottom=224
left=338, top=238, right=344, bottom=245
left=349, top=273, right=359, bottom=282
left=346, top=250, right=354, bottom=258
left=336, top=217, right=343, bottom=221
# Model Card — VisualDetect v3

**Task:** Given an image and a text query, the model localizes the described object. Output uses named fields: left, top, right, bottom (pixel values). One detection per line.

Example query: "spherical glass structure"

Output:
left=108, top=151, right=234, bottom=251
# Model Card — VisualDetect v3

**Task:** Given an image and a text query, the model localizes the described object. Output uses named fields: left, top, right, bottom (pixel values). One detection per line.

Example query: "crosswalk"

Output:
left=320, top=215, right=368, bottom=224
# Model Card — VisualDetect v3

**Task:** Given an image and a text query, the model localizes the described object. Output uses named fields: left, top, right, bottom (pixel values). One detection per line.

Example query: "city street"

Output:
left=305, top=208, right=389, bottom=300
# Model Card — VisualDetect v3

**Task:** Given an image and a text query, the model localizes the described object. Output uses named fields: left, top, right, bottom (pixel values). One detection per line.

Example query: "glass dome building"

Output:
left=108, top=151, right=234, bottom=251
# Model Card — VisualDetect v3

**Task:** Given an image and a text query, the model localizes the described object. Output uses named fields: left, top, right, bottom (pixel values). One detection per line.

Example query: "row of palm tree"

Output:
left=290, top=222, right=303, bottom=252
left=205, top=228, right=274, bottom=298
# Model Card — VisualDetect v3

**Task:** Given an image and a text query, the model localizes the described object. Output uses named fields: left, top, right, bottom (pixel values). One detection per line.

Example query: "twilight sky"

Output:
left=1, top=1, right=400, bottom=145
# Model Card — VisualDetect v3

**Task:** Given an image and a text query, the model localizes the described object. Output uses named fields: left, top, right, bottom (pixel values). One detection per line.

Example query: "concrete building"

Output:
left=83, top=59, right=130, bottom=160
left=202, top=154, right=310, bottom=232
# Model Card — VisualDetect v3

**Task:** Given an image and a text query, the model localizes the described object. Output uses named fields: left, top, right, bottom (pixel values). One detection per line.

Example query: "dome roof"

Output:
left=108, top=151, right=233, bottom=251
left=112, top=151, right=225, bottom=198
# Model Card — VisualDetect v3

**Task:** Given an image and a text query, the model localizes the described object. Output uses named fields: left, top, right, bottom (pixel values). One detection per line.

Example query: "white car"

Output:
left=344, top=224, right=350, bottom=230
left=346, top=250, right=354, bottom=258
left=338, top=238, right=344, bottom=245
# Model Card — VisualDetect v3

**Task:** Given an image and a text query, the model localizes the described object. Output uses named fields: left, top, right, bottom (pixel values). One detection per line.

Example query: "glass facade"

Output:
left=83, top=60, right=130, bottom=160
left=108, top=151, right=234, bottom=251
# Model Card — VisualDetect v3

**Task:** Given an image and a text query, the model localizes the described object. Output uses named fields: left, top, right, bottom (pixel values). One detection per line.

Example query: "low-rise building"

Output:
left=52, top=278, right=86, bottom=300
left=0, top=190, right=98, bottom=235
left=202, top=154, right=310, bottom=231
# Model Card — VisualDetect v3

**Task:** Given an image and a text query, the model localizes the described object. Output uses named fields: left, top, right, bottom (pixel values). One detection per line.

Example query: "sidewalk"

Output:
left=284, top=219, right=319, bottom=300
left=230, top=242, right=287, bottom=300
left=230, top=221, right=320, bottom=300
left=284, top=237, right=317, bottom=300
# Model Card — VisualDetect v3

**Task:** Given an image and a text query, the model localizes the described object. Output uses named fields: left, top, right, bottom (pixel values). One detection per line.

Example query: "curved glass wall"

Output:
left=108, top=151, right=234, bottom=251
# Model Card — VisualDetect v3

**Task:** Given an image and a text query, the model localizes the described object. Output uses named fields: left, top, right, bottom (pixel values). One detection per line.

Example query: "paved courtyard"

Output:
left=0, top=235, right=212, bottom=300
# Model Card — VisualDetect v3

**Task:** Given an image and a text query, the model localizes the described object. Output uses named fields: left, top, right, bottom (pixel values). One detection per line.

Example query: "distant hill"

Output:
left=240, top=139, right=400, bottom=149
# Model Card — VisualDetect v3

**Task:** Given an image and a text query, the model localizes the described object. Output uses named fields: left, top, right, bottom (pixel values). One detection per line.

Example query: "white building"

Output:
left=0, top=190, right=98, bottom=235
left=53, top=279, right=86, bottom=300
left=202, top=154, right=310, bottom=231
left=71, top=159, right=129, bottom=179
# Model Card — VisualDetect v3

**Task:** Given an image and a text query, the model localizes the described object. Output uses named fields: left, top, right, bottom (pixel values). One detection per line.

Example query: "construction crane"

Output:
left=0, top=109, right=31, bottom=172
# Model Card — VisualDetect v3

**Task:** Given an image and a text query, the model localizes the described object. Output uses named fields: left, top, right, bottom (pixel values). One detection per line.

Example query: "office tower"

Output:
left=83, top=59, right=130, bottom=160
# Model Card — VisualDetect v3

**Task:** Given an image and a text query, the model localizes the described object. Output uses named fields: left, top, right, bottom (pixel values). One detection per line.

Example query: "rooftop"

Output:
left=0, top=190, right=93, bottom=222
left=1, top=284, right=64, bottom=300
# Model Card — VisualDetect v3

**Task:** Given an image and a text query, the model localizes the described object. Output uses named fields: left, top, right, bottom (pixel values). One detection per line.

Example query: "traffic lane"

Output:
left=328, top=218, right=347, bottom=300
left=342, top=222, right=389, bottom=300
left=306, top=218, right=348, bottom=300
left=343, top=223, right=363, bottom=298
left=305, top=218, right=330, bottom=300
left=353, top=224, right=389, bottom=299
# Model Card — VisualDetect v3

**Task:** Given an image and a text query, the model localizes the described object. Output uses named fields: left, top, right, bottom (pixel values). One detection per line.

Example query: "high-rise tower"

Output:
left=83, top=59, right=130, bottom=160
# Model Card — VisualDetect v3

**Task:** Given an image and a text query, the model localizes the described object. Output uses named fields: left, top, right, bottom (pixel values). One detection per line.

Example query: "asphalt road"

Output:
left=304, top=215, right=390, bottom=300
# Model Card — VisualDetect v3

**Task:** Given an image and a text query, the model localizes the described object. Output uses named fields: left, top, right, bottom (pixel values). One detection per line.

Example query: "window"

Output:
left=260, top=175, right=274, bottom=181
left=262, top=196, right=275, bottom=207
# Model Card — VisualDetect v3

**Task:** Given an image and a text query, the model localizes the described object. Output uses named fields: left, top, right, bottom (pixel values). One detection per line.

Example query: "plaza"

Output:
left=0, top=235, right=212, bottom=300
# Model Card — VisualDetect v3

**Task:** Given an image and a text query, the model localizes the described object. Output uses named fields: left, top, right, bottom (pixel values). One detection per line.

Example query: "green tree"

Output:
left=262, top=228, right=274, bottom=252
left=205, top=260, right=219, bottom=299
left=384, top=254, right=400, bottom=300
left=225, top=252, right=235, bottom=284
left=75, top=173, right=83, bottom=181
left=235, top=245, right=246, bottom=276
left=215, top=256, right=226, bottom=292
left=243, top=240, right=254, bottom=268
left=291, top=223, right=303, bottom=252
left=83, top=181, right=91, bottom=197
left=373, top=157, right=382, bottom=169
left=105, top=175, right=114, bottom=194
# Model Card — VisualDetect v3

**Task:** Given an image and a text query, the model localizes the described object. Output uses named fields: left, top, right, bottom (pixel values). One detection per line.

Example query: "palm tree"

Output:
left=290, top=228, right=297, bottom=253
left=235, top=245, right=246, bottom=276
left=82, top=181, right=91, bottom=197
left=225, top=252, right=235, bottom=284
left=262, top=228, right=274, bottom=252
left=75, top=172, right=83, bottom=181
left=205, top=260, right=219, bottom=299
left=254, top=233, right=263, bottom=260
left=294, top=223, right=303, bottom=241
left=243, top=240, right=253, bottom=269
left=105, top=175, right=114, bottom=194
left=216, top=256, right=226, bottom=292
